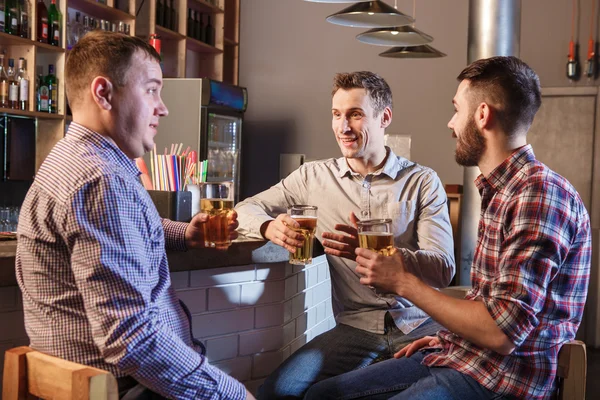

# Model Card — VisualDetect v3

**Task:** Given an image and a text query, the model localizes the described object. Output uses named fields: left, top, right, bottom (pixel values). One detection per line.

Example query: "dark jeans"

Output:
left=257, top=315, right=443, bottom=400
left=304, top=350, right=505, bottom=400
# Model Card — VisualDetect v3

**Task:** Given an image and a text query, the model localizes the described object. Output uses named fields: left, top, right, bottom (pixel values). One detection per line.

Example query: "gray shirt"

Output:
left=236, top=147, right=455, bottom=334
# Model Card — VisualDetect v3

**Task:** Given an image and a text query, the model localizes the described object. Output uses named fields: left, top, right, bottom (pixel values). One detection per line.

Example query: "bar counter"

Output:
left=0, top=237, right=334, bottom=394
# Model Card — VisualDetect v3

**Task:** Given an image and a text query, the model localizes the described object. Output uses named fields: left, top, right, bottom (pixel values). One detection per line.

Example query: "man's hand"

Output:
left=355, top=247, right=416, bottom=296
left=322, top=212, right=360, bottom=261
left=260, top=214, right=304, bottom=253
left=394, top=336, right=440, bottom=359
left=184, top=210, right=239, bottom=249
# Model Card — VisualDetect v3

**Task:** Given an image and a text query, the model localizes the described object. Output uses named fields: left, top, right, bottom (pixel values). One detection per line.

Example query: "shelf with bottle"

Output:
left=0, top=107, right=63, bottom=119
left=67, top=0, right=134, bottom=22
left=189, top=0, right=223, bottom=14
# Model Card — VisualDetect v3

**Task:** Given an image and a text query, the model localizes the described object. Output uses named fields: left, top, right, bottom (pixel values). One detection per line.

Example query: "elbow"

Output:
left=491, top=335, right=516, bottom=356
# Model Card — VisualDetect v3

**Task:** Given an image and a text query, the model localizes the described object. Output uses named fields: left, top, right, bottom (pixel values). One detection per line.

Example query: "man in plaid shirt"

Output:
left=304, top=57, right=591, bottom=400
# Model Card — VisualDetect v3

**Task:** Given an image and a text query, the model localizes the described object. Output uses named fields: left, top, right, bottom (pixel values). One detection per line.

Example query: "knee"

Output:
left=304, top=380, right=331, bottom=400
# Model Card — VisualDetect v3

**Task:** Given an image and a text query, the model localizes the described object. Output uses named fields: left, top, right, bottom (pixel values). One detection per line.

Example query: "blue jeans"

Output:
left=304, top=351, right=505, bottom=400
left=258, top=315, right=442, bottom=400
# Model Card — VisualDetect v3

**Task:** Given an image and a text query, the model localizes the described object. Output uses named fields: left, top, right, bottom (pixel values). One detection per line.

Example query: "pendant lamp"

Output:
left=326, top=1, right=414, bottom=28
left=379, top=45, right=447, bottom=58
left=305, top=0, right=369, bottom=3
left=357, top=26, right=433, bottom=46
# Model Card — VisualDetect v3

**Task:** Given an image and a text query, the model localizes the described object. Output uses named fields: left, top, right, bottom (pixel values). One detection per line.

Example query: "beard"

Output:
left=454, top=117, right=486, bottom=167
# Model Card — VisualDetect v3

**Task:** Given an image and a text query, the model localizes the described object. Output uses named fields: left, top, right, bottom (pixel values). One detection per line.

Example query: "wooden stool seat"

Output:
left=2, top=346, right=118, bottom=400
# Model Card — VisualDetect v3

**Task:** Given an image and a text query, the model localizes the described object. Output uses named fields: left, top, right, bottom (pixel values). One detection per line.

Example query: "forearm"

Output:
left=161, top=218, right=188, bottom=251
left=403, top=277, right=515, bottom=355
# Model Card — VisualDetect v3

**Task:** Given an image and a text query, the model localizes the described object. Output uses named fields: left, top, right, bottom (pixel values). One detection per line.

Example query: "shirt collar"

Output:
left=474, top=144, right=535, bottom=192
left=337, top=146, right=409, bottom=178
left=66, top=122, right=141, bottom=177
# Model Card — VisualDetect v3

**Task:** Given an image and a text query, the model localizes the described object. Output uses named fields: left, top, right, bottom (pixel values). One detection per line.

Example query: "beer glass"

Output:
left=199, top=182, right=234, bottom=249
left=288, top=205, right=318, bottom=265
left=356, top=219, right=395, bottom=256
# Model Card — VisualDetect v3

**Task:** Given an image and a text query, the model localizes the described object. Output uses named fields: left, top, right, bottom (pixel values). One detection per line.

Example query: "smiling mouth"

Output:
left=339, top=137, right=357, bottom=144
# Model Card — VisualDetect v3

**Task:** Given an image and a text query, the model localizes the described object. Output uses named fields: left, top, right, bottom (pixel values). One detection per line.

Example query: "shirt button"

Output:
left=362, top=211, right=368, bottom=217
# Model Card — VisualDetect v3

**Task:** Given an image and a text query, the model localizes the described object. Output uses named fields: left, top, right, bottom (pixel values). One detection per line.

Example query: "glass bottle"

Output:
left=186, top=8, right=192, bottom=38
left=37, top=67, right=49, bottom=112
left=5, top=0, right=17, bottom=35
left=169, top=0, right=176, bottom=31
left=0, top=55, right=10, bottom=108
left=36, top=0, right=48, bottom=43
left=198, top=12, right=205, bottom=42
left=205, top=14, right=214, bottom=46
left=47, top=64, right=57, bottom=113
left=18, top=0, right=29, bottom=38
left=17, top=57, right=28, bottom=111
left=7, top=58, right=18, bottom=109
left=0, top=0, right=5, bottom=33
left=163, top=0, right=170, bottom=30
left=155, top=0, right=163, bottom=27
left=48, top=0, right=60, bottom=46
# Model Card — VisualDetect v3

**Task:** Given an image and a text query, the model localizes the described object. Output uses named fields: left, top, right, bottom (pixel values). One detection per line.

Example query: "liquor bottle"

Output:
left=47, top=64, right=57, bottom=113
left=7, top=58, right=18, bottom=109
left=186, top=8, right=192, bottom=37
left=163, top=0, right=170, bottom=30
left=205, top=14, right=214, bottom=46
left=17, top=57, right=28, bottom=111
left=36, top=0, right=48, bottom=43
left=37, top=68, right=49, bottom=112
left=156, top=0, right=163, bottom=27
left=19, top=0, right=29, bottom=38
left=0, top=55, right=8, bottom=108
left=198, top=12, right=205, bottom=42
left=169, top=0, right=176, bottom=31
left=48, top=0, right=60, bottom=46
left=0, top=0, right=5, bottom=32
left=5, top=0, right=17, bottom=34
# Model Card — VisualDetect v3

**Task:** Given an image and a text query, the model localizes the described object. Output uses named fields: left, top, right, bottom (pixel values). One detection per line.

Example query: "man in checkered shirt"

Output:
left=304, top=57, right=591, bottom=400
left=16, top=31, right=255, bottom=400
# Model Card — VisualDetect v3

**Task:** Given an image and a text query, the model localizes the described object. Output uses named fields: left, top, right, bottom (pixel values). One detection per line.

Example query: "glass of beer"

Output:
left=288, top=205, right=318, bottom=265
left=357, top=219, right=395, bottom=256
left=199, top=182, right=234, bottom=250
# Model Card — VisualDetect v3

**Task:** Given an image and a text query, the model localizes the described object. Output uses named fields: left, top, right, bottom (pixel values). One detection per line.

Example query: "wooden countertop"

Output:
left=0, top=237, right=307, bottom=287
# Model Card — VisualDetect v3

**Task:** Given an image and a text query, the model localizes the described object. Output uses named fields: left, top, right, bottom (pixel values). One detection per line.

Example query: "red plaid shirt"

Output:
left=423, top=145, right=591, bottom=399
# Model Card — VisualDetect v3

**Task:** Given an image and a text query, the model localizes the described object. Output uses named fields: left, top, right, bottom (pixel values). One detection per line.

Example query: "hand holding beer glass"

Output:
left=199, top=182, right=234, bottom=250
left=356, top=219, right=395, bottom=256
left=288, top=205, right=318, bottom=265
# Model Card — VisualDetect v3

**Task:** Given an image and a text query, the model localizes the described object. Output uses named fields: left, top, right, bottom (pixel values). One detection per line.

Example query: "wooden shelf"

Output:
left=223, top=37, right=238, bottom=46
left=155, top=25, right=186, bottom=40
left=0, top=108, right=64, bottom=120
left=0, top=32, right=64, bottom=52
left=68, top=0, right=135, bottom=21
left=186, top=37, right=223, bottom=54
left=189, top=0, right=224, bottom=14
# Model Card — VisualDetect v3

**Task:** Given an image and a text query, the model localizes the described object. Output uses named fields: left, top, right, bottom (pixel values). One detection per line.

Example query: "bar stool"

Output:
left=2, top=346, right=118, bottom=400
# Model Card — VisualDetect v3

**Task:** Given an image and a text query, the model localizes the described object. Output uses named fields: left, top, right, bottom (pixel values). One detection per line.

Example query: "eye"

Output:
left=351, top=112, right=362, bottom=119
left=332, top=112, right=341, bottom=118
left=148, top=88, right=158, bottom=95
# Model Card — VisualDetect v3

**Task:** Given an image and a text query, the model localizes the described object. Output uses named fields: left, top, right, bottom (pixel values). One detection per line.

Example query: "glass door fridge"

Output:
left=150, top=78, right=247, bottom=202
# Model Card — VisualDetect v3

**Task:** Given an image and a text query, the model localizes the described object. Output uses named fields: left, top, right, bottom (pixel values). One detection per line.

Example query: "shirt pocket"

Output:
left=387, top=201, right=417, bottom=246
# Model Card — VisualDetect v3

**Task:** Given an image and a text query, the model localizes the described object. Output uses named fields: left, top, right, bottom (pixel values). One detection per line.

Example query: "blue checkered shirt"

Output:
left=16, top=122, right=245, bottom=399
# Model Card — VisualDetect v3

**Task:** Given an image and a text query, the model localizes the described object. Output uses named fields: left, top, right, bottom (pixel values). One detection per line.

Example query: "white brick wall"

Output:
left=0, top=254, right=334, bottom=395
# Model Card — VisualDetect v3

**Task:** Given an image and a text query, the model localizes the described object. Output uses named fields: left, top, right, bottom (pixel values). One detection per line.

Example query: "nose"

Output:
left=340, top=117, right=350, bottom=133
left=157, top=97, right=169, bottom=117
left=447, top=115, right=454, bottom=130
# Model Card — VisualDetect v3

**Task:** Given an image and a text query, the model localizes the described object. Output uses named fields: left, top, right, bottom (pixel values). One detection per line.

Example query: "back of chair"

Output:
left=556, top=340, right=587, bottom=400
left=2, top=346, right=118, bottom=400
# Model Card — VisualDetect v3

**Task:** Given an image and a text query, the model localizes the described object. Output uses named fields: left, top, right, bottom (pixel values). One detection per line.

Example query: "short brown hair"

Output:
left=332, top=71, right=392, bottom=116
left=65, top=31, right=161, bottom=109
left=457, top=56, right=542, bottom=135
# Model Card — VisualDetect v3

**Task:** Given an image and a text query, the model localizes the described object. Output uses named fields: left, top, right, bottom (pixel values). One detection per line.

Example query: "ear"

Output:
left=90, top=76, right=114, bottom=111
left=380, top=107, right=392, bottom=128
left=474, top=102, right=492, bottom=130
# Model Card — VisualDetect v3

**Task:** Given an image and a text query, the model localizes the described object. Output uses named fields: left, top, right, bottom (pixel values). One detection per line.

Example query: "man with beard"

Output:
left=304, top=57, right=591, bottom=400
left=235, top=71, right=455, bottom=399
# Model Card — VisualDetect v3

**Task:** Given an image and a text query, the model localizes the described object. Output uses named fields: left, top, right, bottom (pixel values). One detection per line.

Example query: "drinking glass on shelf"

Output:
left=288, top=205, right=318, bottom=265
left=0, top=207, right=9, bottom=232
left=199, top=182, right=234, bottom=250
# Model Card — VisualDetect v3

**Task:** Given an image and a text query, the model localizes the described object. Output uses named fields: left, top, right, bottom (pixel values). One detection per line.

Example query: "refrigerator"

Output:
left=150, top=78, right=248, bottom=202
